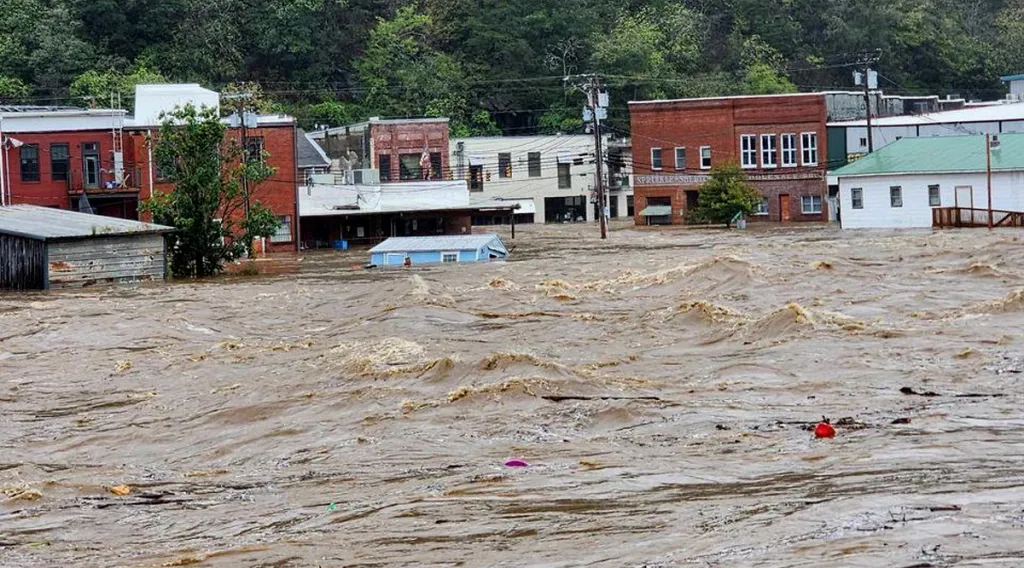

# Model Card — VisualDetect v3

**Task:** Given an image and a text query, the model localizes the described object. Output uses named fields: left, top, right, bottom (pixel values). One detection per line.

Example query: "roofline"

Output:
left=301, top=204, right=517, bottom=218
left=629, top=92, right=826, bottom=106
left=1001, top=74, right=1024, bottom=81
left=311, top=117, right=450, bottom=137
left=837, top=167, right=1024, bottom=179
left=303, top=131, right=331, bottom=165
left=0, top=227, right=174, bottom=242
left=0, top=109, right=127, bottom=119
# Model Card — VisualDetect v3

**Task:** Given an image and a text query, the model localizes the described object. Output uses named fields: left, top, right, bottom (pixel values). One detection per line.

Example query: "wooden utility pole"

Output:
left=588, top=75, right=608, bottom=239
left=986, top=133, right=994, bottom=229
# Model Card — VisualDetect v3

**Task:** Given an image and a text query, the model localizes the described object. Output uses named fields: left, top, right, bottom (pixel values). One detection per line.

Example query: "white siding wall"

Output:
left=450, top=135, right=631, bottom=223
left=844, top=120, right=1024, bottom=155
left=839, top=171, right=1024, bottom=229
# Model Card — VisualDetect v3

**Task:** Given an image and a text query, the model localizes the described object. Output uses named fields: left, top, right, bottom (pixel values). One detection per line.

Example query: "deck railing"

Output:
left=933, top=207, right=1024, bottom=228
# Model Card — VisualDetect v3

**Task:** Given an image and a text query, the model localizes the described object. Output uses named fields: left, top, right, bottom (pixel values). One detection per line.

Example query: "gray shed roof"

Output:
left=297, top=128, right=331, bottom=169
left=0, top=205, right=175, bottom=242
left=370, top=234, right=507, bottom=254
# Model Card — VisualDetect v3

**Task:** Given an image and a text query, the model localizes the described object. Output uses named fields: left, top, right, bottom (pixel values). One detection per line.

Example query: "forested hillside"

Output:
left=1, top=0, right=1020, bottom=133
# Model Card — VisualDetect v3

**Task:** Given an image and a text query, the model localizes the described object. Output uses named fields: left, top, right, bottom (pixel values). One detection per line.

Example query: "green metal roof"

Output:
left=832, top=133, right=1024, bottom=178
left=1000, top=73, right=1024, bottom=82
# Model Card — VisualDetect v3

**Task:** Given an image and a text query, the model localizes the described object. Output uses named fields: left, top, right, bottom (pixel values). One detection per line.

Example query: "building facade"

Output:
left=449, top=134, right=633, bottom=224
left=308, top=118, right=450, bottom=183
left=629, top=94, right=828, bottom=225
left=0, top=85, right=300, bottom=252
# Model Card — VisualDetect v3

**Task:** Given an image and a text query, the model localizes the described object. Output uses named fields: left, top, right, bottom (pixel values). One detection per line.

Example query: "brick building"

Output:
left=1, top=85, right=299, bottom=252
left=629, top=94, right=828, bottom=224
left=308, top=118, right=450, bottom=182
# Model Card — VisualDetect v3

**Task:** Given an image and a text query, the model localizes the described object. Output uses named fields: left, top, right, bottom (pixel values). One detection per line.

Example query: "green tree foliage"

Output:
left=70, top=65, right=166, bottom=109
left=694, top=164, right=762, bottom=227
left=0, top=77, right=30, bottom=103
left=144, top=105, right=278, bottom=277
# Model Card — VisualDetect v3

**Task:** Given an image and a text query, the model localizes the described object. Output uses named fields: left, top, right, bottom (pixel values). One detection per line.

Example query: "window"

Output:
left=378, top=154, right=392, bottom=182
left=674, top=147, right=686, bottom=170
left=851, top=188, right=864, bottom=209
left=245, top=137, right=265, bottom=163
left=700, top=146, right=712, bottom=169
left=860, top=137, right=868, bottom=148
left=781, top=134, right=797, bottom=167
left=399, top=153, right=422, bottom=180
left=469, top=164, right=484, bottom=191
left=498, top=152, right=512, bottom=178
left=528, top=152, right=541, bottom=177
left=928, top=184, right=941, bottom=207
left=557, top=163, right=572, bottom=189
left=760, top=134, right=777, bottom=168
left=890, top=186, right=903, bottom=208
left=627, top=195, right=635, bottom=217
left=430, top=152, right=442, bottom=180
left=19, top=145, right=39, bottom=182
left=801, top=133, right=818, bottom=166
left=801, top=195, right=823, bottom=214
left=740, top=135, right=756, bottom=168
left=651, top=147, right=663, bottom=170
left=271, top=215, right=292, bottom=243
left=756, top=198, right=770, bottom=216
left=442, top=252, right=459, bottom=263
left=50, top=143, right=70, bottom=181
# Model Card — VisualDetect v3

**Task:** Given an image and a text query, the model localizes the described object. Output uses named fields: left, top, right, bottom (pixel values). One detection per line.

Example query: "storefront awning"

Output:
left=469, top=156, right=486, bottom=166
left=557, top=152, right=573, bottom=163
left=639, top=205, right=672, bottom=217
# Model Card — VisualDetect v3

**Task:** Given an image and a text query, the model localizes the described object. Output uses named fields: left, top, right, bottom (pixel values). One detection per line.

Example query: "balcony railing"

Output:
left=64, top=167, right=143, bottom=194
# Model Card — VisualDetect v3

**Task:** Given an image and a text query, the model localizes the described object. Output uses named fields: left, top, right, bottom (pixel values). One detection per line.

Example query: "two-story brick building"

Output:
left=308, top=117, right=450, bottom=183
left=629, top=93, right=828, bottom=224
left=0, top=85, right=300, bottom=252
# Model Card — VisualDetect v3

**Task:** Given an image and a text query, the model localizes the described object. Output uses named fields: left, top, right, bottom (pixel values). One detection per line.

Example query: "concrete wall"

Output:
left=450, top=135, right=620, bottom=223
left=839, top=171, right=1024, bottom=229
left=47, top=233, right=166, bottom=288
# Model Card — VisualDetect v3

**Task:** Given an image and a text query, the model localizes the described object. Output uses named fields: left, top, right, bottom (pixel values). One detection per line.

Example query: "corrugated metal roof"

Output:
left=370, top=234, right=506, bottom=254
left=1001, top=74, right=1024, bottom=82
left=0, top=205, right=175, bottom=241
left=832, top=133, right=1024, bottom=178
left=296, top=128, right=331, bottom=169
left=828, top=102, right=1024, bottom=127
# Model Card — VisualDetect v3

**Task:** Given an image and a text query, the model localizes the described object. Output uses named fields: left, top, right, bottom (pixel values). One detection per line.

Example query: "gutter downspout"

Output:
left=147, top=129, right=155, bottom=200
left=0, top=117, right=6, bottom=206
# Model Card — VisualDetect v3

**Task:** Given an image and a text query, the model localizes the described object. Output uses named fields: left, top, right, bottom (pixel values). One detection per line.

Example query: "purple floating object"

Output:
left=504, top=459, right=530, bottom=468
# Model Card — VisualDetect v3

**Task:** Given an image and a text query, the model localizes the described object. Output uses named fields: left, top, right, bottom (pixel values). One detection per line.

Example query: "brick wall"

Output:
left=629, top=94, right=828, bottom=224
left=371, top=121, right=450, bottom=181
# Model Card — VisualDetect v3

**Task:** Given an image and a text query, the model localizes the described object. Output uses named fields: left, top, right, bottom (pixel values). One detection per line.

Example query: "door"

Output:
left=955, top=186, right=974, bottom=209
left=779, top=194, right=791, bottom=223
left=82, top=142, right=100, bottom=189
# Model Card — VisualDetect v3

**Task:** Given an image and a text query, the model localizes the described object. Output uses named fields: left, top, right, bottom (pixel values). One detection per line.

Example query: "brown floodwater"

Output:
left=3, top=222, right=1024, bottom=567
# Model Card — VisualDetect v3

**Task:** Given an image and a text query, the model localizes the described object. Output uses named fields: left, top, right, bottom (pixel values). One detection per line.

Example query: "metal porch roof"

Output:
left=0, top=206, right=174, bottom=241
left=832, top=133, right=1024, bottom=178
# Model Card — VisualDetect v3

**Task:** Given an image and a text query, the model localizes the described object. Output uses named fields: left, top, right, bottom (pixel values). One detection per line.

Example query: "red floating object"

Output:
left=814, top=422, right=837, bottom=439
left=504, top=459, right=529, bottom=468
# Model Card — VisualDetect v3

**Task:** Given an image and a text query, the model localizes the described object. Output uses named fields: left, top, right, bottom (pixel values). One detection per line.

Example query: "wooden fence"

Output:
left=933, top=207, right=1024, bottom=228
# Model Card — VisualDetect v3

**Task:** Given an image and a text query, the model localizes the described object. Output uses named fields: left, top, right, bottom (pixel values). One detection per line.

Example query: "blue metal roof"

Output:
left=370, top=234, right=507, bottom=254
left=1000, top=74, right=1024, bottom=82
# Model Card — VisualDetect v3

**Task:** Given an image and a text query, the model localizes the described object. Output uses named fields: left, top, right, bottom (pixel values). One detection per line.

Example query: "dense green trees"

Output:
left=0, top=0, right=1018, bottom=131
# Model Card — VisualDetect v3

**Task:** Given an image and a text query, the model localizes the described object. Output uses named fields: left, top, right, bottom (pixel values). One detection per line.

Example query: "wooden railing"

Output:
left=933, top=207, right=1024, bottom=228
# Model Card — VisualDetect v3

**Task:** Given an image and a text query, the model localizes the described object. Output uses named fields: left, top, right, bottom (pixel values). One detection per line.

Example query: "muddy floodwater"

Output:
left=3, top=223, right=1024, bottom=567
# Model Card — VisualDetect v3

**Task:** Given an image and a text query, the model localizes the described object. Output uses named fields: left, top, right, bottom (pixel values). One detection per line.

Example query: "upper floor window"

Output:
left=399, top=153, right=423, bottom=180
left=674, top=147, right=686, bottom=170
left=801, top=132, right=818, bottom=166
left=51, top=143, right=70, bottom=181
left=245, top=137, right=265, bottom=163
left=700, top=146, right=712, bottom=169
left=740, top=135, right=756, bottom=168
left=498, top=153, right=512, bottom=178
left=558, top=163, right=572, bottom=189
left=528, top=152, right=541, bottom=177
left=761, top=134, right=777, bottom=168
left=781, top=134, right=797, bottom=167
left=378, top=154, right=392, bottom=182
left=20, top=145, right=40, bottom=182
left=651, top=147, right=663, bottom=170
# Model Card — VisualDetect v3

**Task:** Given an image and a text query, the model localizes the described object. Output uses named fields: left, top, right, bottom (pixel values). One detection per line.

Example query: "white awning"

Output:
left=469, top=155, right=486, bottom=166
left=557, top=152, right=573, bottom=163
left=496, top=198, right=536, bottom=214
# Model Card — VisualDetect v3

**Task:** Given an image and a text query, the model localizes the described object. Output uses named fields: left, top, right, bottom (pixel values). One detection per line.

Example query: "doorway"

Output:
left=82, top=142, right=100, bottom=188
left=954, top=186, right=974, bottom=208
left=779, top=194, right=791, bottom=222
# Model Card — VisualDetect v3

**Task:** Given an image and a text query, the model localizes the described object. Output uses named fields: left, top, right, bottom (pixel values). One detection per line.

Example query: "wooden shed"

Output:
left=0, top=205, right=174, bottom=290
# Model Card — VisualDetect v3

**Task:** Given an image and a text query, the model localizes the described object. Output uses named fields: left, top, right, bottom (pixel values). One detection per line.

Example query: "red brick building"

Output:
left=628, top=94, right=828, bottom=224
left=1, top=103, right=299, bottom=252
left=309, top=117, right=450, bottom=182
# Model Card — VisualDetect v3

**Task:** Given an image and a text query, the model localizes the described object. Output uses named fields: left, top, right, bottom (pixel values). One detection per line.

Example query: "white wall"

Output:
left=839, top=171, right=1024, bottom=229
left=0, top=111, right=124, bottom=133
left=300, top=181, right=470, bottom=217
left=844, top=121, right=1024, bottom=155
left=450, top=135, right=629, bottom=223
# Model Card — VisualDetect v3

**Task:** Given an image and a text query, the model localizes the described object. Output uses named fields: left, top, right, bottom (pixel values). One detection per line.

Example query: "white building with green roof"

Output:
left=832, top=133, right=1024, bottom=229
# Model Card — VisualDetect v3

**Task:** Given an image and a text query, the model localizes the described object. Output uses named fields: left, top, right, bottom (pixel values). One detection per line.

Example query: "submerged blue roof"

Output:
left=369, top=234, right=507, bottom=254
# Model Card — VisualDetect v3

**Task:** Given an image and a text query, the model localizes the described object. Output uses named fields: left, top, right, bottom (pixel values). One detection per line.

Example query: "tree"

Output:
left=694, top=163, right=762, bottom=227
left=69, top=64, right=166, bottom=110
left=0, top=76, right=30, bottom=103
left=144, top=105, right=279, bottom=277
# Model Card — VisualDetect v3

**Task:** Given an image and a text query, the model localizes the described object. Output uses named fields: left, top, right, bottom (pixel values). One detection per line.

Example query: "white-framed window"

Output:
left=801, top=132, right=818, bottom=166
left=674, top=147, right=686, bottom=170
left=270, top=215, right=292, bottom=243
left=928, top=184, right=941, bottom=207
left=801, top=195, right=822, bottom=214
left=651, top=147, right=663, bottom=170
left=740, top=135, right=756, bottom=168
left=890, top=186, right=903, bottom=208
left=700, top=146, right=712, bottom=169
left=756, top=198, right=770, bottom=216
left=760, top=134, right=777, bottom=168
left=859, top=137, right=868, bottom=149
left=851, top=188, right=864, bottom=209
left=441, top=252, right=459, bottom=263
left=781, top=134, right=797, bottom=167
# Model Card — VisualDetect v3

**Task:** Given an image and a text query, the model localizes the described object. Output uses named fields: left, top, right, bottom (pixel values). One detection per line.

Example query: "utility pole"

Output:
left=586, top=75, right=608, bottom=239
left=858, top=50, right=882, bottom=154
left=986, top=133, right=997, bottom=230
left=224, top=93, right=253, bottom=221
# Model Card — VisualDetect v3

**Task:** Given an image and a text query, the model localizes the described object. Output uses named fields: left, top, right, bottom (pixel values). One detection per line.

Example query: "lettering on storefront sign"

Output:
left=636, top=171, right=824, bottom=186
